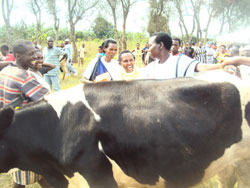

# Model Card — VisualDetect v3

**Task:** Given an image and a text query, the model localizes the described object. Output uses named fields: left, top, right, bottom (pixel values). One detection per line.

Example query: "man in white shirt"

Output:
left=144, top=32, right=243, bottom=79
left=82, top=39, right=121, bottom=83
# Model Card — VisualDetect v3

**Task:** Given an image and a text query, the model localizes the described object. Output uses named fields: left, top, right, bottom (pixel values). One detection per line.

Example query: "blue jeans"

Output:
left=67, top=62, right=77, bottom=76
left=44, top=74, right=61, bottom=92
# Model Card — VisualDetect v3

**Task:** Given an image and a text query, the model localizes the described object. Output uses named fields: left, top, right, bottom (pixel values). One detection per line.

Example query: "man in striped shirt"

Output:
left=195, top=42, right=207, bottom=64
left=0, top=40, right=51, bottom=188
left=0, top=40, right=49, bottom=108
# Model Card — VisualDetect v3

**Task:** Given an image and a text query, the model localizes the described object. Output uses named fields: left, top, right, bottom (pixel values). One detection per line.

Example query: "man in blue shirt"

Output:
left=43, top=37, right=67, bottom=91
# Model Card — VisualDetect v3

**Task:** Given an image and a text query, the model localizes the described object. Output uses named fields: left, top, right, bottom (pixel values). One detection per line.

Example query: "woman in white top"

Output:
left=82, top=39, right=121, bottom=83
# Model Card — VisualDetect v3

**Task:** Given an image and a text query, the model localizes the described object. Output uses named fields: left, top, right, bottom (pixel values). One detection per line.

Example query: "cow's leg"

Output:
left=79, top=153, right=117, bottom=188
left=41, top=169, right=68, bottom=188
left=38, top=177, right=53, bottom=188
left=217, top=165, right=237, bottom=188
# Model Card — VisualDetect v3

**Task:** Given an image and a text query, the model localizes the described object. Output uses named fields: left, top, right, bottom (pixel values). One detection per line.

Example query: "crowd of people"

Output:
left=1, top=32, right=250, bottom=187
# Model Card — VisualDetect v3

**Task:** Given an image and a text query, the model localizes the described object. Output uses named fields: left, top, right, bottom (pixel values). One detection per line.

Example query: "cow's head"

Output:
left=0, top=107, right=16, bottom=172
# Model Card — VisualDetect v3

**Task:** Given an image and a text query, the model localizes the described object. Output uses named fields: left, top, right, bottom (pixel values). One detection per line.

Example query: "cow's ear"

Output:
left=0, top=108, right=15, bottom=132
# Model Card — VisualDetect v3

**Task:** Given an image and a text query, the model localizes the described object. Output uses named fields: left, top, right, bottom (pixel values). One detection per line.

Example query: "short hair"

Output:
left=152, top=32, right=172, bottom=51
left=172, top=37, right=181, bottom=46
left=13, top=40, right=33, bottom=56
left=220, top=45, right=226, bottom=49
left=47, top=36, right=54, bottom=41
left=0, top=45, right=9, bottom=51
left=102, top=38, right=117, bottom=49
left=118, top=50, right=135, bottom=62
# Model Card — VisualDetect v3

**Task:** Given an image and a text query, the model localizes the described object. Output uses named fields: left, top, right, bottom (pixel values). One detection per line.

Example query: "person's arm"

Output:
left=21, top=75, right=50, bottom=101
left=82, top=77, right=94, bottom=84
left=42, top=62, right=56, bottom=71
left=60, top=53, right=67, bottom=62
left=195, top=56, right=250, bottom=72
left=192, top=49, right=195, bottom=58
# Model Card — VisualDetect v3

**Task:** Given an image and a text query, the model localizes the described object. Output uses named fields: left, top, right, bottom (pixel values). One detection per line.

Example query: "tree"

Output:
left=203, top=0, right=216, bottom=43
left=147, top=0, right=171, bottom=36
left=1, top=0, right=14, bottom=45
left=120, top=0, right=138, bottom=50
left=105, top=0, right=122, bottom=52
left=171, top=0, right=196, bottom=43
left=27, top=0, right=43, bottom=44
left=67, top=0, right=98, bottom=63
left=92, top=16, right=114, bottom=39
left=190, top=0, right=205, bottom=43
left=46, top=0, right=60, bottom=45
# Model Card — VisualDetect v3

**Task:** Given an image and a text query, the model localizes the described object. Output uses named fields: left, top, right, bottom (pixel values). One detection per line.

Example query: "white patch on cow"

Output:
left=44, top=84, right=101, bottom=122
left=98, top=141, right=104, bottom=153
left=193, top=70, right=242, bottom=84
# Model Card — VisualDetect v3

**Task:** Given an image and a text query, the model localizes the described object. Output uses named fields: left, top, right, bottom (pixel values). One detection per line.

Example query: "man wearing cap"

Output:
left=43, top=37, right=67, bottom=91
left=64, top=39, right=78, bottom=76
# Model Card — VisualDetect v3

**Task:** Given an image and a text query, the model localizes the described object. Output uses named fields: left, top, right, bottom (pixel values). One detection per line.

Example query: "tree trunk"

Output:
left=219, top=12, right=225, bottom=35
left=122, top=18, right=127, bottom=50
left=109, top=1, right=122, bottom=53
left=2, top=0, right=13, bottom=45
left=55, top=27, right=59, bottom=46
left=70, top=24, right=78, bottom=64
left=204, top=8, right=214, bottom=43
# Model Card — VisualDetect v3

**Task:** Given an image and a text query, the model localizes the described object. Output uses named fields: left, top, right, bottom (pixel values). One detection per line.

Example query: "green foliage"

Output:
left=92, top=16, right=115, bottom=39
left=75, top=30, right=96, bottom=41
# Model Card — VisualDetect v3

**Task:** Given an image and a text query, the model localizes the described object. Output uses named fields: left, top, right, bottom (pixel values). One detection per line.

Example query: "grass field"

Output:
left=0, top=39, right=232, bottom=188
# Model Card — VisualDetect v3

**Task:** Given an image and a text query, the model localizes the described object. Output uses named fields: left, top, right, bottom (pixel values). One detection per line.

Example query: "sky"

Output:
left=1, top=0, right=250, bottom=42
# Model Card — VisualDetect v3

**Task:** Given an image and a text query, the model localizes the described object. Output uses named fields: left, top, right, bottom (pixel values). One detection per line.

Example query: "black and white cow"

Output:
left=0, top=70, right=250, bottom=188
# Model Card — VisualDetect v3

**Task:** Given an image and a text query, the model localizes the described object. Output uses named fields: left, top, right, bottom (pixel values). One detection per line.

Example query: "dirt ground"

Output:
left=0, top=159, right=218, bottom=188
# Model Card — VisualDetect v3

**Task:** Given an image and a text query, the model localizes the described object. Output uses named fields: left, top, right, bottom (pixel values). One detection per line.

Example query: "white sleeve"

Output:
left=83, top=57, right=98, bottom=79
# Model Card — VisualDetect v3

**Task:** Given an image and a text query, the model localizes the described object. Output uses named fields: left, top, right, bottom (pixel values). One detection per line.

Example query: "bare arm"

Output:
left=195, top=56, right=250, bottom=72
left=60, top=54, right=67, bottom=62
left=82, top=77, right=94, bottom=84
left=42, top=62, right=56, bottom=71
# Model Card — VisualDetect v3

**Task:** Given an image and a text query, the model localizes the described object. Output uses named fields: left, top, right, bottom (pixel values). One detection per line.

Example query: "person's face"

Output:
left=120, top=53, right=135, bottom=73
left=32, top=52, right=43, bottom=70
left=1, top=49, right=8, bottom=56
left=47, top=39, right=54, bottom=48
left=18, top=44, right=37, bottom=70
left=98, top=48, right=103, bottom=53
left=199, top=42, right=202, bottom=47
left=148, top=36, right=161, bottom=59
left=60, top=43, right=65, bottom=48
left=136, top=43, right=140, bottom=49
left=212, top=44, right=217, bottom=50
left=171, top=40, right=180, bottom=55
left=104, top=43, right=117, bottom=60
left=220, top=46, right=226, bottom=53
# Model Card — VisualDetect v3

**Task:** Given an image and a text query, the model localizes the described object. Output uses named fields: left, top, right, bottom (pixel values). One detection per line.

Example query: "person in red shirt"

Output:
left=0, top=45, right=15, bottom=61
